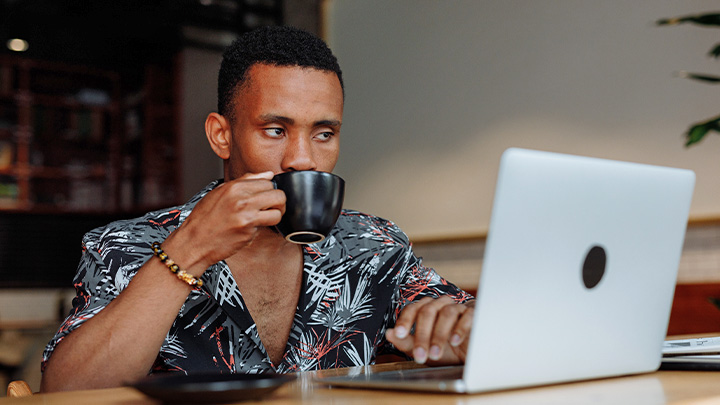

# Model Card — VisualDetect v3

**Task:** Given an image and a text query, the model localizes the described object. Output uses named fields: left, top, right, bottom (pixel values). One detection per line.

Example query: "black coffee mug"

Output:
left=272, top=171, right=345, bottom=244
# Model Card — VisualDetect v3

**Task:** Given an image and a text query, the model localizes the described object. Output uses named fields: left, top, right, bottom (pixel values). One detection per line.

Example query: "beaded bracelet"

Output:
left=151, top=242, right=203, bottom=288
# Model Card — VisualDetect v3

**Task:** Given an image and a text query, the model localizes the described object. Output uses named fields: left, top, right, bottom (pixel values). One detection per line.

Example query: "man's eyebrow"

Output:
left=259, top=114, right=294, bottom=125
left=316, top=119, right=342, bottom=128
left=258, top=115, right=341, bottom=128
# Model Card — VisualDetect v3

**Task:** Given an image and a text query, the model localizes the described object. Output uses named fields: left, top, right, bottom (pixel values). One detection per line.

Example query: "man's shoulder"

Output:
left=337, top=209, right=396, bottom=228
left=83, top=206, right=184, bottom=250
left=333, top=209, right=410, bottom=247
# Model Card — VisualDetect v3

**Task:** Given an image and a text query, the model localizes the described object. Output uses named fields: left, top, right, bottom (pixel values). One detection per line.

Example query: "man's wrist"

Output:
left=151, top=242, right=204, bottom=288
left=160, top=230, right=211, bottom=278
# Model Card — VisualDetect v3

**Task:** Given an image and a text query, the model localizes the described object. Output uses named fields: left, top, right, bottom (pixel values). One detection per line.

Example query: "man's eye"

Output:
left=263, top=128, right=284, bottom=137
left=315, top=132, right=334, bottom=141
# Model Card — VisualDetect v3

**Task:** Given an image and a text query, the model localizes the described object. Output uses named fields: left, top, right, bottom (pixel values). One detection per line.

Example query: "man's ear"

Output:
left=205, top=112, right=231, bottom=160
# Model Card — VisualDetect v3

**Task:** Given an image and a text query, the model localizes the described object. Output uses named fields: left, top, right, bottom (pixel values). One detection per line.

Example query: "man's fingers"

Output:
left=252, top=208, right=284, bottom=227
left=225, top=178, right=276, bottom=196
left=387, top=298, right=430, bottom=363
left=428, top=304, right=468, bottom=361
left=450, top=307, right=474, bottom=348
left=229, top=190, right=286, bottom=229
left=223, top=179, right=286, bottom=214
left=392, top=298, right=427, bottom=339
left=410, top=297, right=453, bottom=363
left=240, top=171, right=275, bottom=181
left=390, top=297, right=476, bottom=365
left=255, top=188, right=287, bottom=215
left=394, top=296, right=455, bottom=364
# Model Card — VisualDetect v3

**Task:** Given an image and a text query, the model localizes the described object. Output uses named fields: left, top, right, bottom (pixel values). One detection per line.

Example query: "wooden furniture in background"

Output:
left=0, top=55, right=180, bottom=214
left=6, top=380, right=31, bottom=398
left=667, top=283, right=720, bottom=335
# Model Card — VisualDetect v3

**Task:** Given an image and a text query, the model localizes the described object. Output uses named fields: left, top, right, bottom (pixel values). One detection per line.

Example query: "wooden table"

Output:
left=2, top=361, right=719, bottom=404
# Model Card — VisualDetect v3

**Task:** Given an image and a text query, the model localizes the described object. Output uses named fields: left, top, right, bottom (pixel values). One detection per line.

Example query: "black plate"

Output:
left=131, top=373, right=294, bottom=404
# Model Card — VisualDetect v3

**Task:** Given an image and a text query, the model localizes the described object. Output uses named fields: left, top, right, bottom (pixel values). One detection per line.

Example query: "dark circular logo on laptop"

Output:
left=582, top=245, right=607, bottom=289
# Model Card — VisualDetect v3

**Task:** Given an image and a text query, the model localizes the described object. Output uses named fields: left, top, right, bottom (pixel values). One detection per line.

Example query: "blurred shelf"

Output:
left=0, top=55, right=182, bottom=214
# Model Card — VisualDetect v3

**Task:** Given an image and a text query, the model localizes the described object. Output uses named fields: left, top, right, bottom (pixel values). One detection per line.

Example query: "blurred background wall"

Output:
left=327, top=0, right=720, bottom=240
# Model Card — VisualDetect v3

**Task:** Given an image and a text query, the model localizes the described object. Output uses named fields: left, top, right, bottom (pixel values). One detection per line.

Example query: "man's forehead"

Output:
left=238, top=64, right=343, bottom=101
left=243, top=63, right=342, bottom=91
left=231, top=64, right=344, bottom=123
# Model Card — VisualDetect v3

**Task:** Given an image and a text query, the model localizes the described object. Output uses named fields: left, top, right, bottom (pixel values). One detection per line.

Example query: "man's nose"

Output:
left=281, top=135, right=317, bottom=172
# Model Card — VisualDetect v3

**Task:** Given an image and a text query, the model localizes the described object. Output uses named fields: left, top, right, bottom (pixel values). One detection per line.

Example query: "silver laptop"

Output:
left=320, top=148, right=695, bottom=393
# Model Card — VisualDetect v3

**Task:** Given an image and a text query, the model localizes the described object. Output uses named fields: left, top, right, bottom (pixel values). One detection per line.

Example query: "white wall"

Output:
left=326, top=0, right=720, bottom=239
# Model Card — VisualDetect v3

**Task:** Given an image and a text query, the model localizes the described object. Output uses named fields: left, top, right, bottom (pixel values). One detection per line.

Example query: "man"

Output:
left=40, top=26, right=474, bottom=392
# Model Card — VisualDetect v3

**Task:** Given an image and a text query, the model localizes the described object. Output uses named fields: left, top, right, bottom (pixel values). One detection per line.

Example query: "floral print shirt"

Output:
left=42, top=181, right=472, bottom=374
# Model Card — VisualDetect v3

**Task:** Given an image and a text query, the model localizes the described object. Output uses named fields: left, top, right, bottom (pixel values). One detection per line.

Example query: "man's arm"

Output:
left=41, top=172, right=285, bottom=392
left=40, top=252, right=205, bottom=391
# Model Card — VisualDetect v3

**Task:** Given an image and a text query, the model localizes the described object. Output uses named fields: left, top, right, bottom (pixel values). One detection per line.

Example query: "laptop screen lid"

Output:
left=317, top=148, right=694, bottom=394
left=463, top=148, right=695, bottom=392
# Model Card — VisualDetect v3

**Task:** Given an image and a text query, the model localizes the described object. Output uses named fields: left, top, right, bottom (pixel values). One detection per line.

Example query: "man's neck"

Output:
left=245, top=226, right=295, bottom=253
left=225, top=227, right=303, bottom=276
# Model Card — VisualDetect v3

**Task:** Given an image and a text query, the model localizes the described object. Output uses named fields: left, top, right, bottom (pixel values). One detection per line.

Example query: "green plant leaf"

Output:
left=685, top=116, right=720, bottom=147
left=677, top=71, right=720, bottom=83
left=657, top=13, right=720, bottom=27
left=710, top=43, right=720, bottom=58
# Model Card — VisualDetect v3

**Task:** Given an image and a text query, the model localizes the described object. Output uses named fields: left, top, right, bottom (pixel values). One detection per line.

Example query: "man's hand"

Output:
left=162, top=171, right=286, bottom=275
left=386, top=296, right=474, bottom=365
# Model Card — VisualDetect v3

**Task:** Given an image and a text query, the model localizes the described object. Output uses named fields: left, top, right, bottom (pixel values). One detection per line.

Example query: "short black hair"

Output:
left=217, top=25, right=344, bottom=119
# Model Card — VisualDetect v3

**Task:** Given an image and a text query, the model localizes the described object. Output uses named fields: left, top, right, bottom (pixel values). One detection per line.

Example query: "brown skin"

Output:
left=386, top=297, right=475, bottom=365
left=40, top=64, right=472, bottom=392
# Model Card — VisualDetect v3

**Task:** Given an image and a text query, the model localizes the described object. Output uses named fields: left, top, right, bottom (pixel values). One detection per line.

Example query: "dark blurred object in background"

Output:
left=0, top=0, right=283, bottom=71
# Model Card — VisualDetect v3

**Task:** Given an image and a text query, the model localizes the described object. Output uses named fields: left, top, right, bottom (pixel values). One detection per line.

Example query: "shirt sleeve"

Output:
left=359, top=214, right=475, bottom=324
left=393, top=243, right=475, bottom=318
left=41, top=228, right=153, bottom=372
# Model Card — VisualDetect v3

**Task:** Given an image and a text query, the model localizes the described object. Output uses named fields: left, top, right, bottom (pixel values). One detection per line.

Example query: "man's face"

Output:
left=226, top=63, right=343, bottom=179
